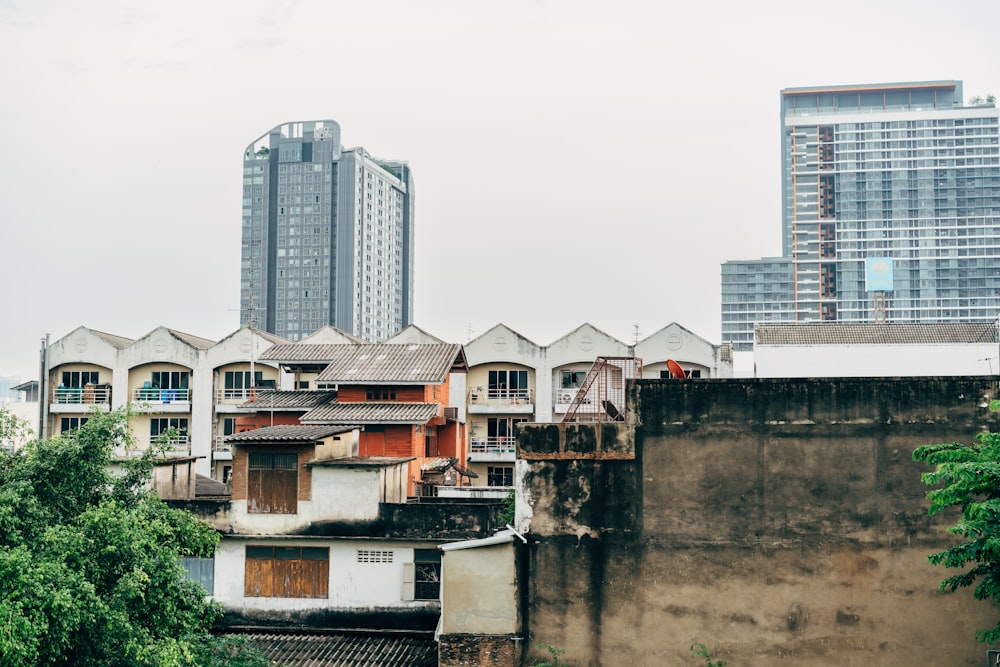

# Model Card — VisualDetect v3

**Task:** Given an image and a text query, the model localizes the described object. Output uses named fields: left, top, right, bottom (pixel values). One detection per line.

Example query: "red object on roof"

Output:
left=666, top=359, right=685, bottom=379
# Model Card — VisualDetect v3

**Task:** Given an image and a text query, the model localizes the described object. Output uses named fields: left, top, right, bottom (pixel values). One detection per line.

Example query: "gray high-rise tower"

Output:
left=722, top=80, right=1000, bottom=351
left=240, top=120, right=414, bottom=341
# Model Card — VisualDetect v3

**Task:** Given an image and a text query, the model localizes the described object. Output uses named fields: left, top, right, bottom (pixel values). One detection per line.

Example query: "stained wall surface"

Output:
left=520, top=377, right=1000, bottom=666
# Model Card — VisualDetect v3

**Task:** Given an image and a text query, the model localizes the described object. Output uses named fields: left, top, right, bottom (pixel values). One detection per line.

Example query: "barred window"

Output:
left=357, top=549, right=394, bottom=563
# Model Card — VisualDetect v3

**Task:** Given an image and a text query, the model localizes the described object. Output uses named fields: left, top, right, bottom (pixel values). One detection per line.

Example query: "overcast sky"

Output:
left=1, top=0, right=998, bottom=381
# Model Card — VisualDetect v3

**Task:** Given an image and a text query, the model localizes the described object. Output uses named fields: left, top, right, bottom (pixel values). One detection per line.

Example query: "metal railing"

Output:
left=470, top=437, right=516, bottom=455
left=468, top=388, right=532, bottom=404
left=217, top=388, right=259, bottom=402
left=144, top=436, right=190, bottom=455
left=51, top=386, right=111, bottom=404
left=132, top=388, right=191, bottom=403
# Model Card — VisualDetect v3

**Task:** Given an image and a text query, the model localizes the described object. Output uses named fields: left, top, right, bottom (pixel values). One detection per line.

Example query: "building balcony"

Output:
left=214, top=435, right=233, bottom=460
left=435, top=485, right=511, bottom=500
left=467, top=388, right=533, bottom=414
left=137, top=436, right=191, bottom=457
left=132, top=388, right=191, bottom=411
left=468, top=438, right=516, bottom=463
left=50, top=386, right=112, bottom=413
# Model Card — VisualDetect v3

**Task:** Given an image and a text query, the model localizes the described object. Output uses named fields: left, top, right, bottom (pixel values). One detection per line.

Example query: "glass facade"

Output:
left=722, top=81, right=1000, bottom=351
left=239, top=120, right=414, bottom=342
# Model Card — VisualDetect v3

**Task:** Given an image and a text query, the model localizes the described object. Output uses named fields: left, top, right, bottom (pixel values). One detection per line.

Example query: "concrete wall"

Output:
left=519, top=377, right=1000, bottom=666
left=441, top=541, right=519, bottom=635
left=754, top=343, right=998, bottom=378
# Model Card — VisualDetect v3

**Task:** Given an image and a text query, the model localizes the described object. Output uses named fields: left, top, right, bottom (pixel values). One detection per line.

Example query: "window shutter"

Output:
left=401, top=562, right=415, bottom=601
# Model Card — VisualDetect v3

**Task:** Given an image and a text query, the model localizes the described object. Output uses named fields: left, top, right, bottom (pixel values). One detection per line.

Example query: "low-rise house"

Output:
left=259, top=342, right=469, bottom=496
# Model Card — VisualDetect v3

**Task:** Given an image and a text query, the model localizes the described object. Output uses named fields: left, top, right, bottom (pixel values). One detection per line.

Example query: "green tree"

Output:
left=913, top=432, right=1000, bottom=643
left=969, top=94, right=997, bottom=106
left=0, top=405, right=32, bottom=450
left=0, top=408, right=269, bottom=667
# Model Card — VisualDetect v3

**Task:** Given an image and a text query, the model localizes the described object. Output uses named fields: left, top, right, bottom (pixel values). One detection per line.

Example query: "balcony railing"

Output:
left=52, top=386, right=111, bottom=404
left=143, top=436, right=190, bottom=456
left=217, top=388, right=260, bottom=402
left=132, top=388, right=191, bottom=403
left=468, top=388, right=532, bottom=405
left=470, top=437, right=516, bottom=455
left=214, top=435, right=232, bottom=453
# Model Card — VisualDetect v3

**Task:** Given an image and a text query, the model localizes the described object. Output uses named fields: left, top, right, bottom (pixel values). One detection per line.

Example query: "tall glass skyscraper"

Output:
left=239, top=121, right=414, bottom=341
left=722, top=81, right=1000, bottom=351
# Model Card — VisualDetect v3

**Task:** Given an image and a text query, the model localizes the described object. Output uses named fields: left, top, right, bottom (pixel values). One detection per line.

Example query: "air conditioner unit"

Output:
left=560, top=393, right=573, bottom=403
left=443, top=407, right=458, bottom=420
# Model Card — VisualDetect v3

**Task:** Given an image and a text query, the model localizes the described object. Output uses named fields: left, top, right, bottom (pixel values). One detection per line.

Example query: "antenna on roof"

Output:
left=632, top=324, right=640, bottom=346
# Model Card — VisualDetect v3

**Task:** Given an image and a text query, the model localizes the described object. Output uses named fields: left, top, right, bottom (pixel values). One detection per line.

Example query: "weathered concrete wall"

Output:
left=521, top=377, right=1000, bottom=666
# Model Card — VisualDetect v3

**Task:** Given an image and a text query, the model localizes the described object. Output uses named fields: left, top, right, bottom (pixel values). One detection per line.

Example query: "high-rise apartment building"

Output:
left=722, top=80, right=1000, bottom=351
left=240, top=120, right=414, bottom=341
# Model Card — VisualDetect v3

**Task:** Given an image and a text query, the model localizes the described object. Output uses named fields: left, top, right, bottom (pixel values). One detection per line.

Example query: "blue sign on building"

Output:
left=865, top=257, right=894, bottom=292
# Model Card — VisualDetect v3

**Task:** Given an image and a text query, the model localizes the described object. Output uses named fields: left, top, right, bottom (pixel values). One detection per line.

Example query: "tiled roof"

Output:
left=90, top=329, right=135, bottom=349
left=309, top=456, right=414, bottom=467
left=239, top=390, right=338, bottom=410
left=314, top=343, right=465, bottom=384
left=227, top=631, right=437, bottom=667
left=225, top=425, right=355, bottom=443
left=301, top=402, right=440, bottom=424
left=756, top=321, right=998, bottom=346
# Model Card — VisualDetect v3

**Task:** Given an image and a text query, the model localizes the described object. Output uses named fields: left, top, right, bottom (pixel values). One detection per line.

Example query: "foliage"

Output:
left=970, top=94, right=997, bottom=106
left=0, top=406, right=32, bottom=448
left=690, top=642, right=726, bottom=666
left=913, top=432, right=1000, bottom=643
left=533, top=642, right=568, bottom=666
left=500, top=489, right=515, bottom=525
left=0, top=408, right=267, bottom=667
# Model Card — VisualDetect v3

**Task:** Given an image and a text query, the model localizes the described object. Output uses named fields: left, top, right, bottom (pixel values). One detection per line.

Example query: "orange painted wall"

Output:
left=235, top=413, right=301, bottom=432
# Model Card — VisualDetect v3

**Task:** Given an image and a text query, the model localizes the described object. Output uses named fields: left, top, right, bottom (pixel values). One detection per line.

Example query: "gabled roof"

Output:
left=756, top=322, right=998, bottom=346
left=298, top=325, right=368, bottom=345
left=226, top=631, right=437, bottom=667
left=89, top=328, right=136, bottom=349
left=239, top=390, right=338, bottom=410
left=225, top=425, right=355, bottom=444
left=164, top=328, right=216, bottom=350
left=384, top=324, right=448, bottom=344
left=547, top=322, right=623, bottom=347
left=216, top=326, right=290, bottom=348
left=300, top=402, right=440, bottom=424
left=466, top=322, right=540, bottom=348
left=312, top=343, right=466, bottom=385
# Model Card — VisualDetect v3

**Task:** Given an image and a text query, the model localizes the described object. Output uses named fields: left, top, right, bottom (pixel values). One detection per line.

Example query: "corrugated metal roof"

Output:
left=315, top=343, right=465, bottom=384
left=301, top=402, right=440, bottom=424
left=165, top=328, right=217, bottom=350
left=309, top=456, right=414, bottom=467
left=756, top=322, right=997, bottom=346
left=225, top=425, right=355, bottom=443
left=89, top=328, right=135, bottom=349
left=239, top=390, right=338, bottom=410
left=261, top=344, right=366, bottom=362
left=195, top=474, right=229, bottom=497
left=263, top=343, right=465, bottom=384
left=227, top=631, right=437, bottom=667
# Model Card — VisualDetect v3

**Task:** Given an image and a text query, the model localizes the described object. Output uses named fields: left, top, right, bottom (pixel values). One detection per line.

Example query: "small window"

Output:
left=414, top=549, right=441, bottom=601
left=487, top=466, right=514, bottom=487
left=366, top=386, right=398, bottom=401
left=357, top=549, right=394, bottom=563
